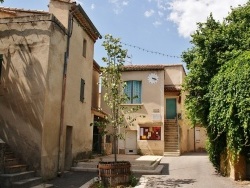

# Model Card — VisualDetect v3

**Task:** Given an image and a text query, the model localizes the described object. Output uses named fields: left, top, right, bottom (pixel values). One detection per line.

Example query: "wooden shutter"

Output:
left=132, top=81, right=141, bottom=104
left=124, top=81, right=132, bottom=104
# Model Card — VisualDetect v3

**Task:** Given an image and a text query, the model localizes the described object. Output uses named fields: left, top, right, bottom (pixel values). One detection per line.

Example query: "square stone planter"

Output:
left=98, top=161, right=131, bottom=187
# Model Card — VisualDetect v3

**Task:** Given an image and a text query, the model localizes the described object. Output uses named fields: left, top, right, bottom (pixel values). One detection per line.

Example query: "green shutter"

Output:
left=124, top=81, right=132, bottom=104
left=132, top=81, right=141, bottom=104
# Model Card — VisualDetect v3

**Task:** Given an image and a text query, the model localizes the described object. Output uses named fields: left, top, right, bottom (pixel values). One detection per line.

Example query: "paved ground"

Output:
left=136, top=153, right=250, bottom=188
left=46, top=153, right=250, bottom=188
left=46, top=171, right=97, bottom=188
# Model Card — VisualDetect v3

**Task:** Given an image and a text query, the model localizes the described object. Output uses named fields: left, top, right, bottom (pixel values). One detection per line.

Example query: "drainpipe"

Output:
left=57, top=8, right=75, bottom=176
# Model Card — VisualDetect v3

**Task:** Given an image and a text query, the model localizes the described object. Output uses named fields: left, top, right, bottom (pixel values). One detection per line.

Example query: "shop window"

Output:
left=140, top=126, right=161, bottom=140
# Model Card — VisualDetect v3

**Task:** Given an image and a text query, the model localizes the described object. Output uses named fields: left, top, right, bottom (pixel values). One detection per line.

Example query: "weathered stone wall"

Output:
left=220, top=152, right=247, bottom=180
left=0, top=14, right=67, bottom=177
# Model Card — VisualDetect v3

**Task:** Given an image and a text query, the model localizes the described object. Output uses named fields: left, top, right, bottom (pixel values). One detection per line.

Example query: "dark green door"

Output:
left=166, top=98, right=177, bottom=119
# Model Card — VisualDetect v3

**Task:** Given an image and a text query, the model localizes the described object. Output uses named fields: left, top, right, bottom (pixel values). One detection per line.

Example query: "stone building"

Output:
left=102, top=64, right=207, bottom=156
left=0, top=0, right=101, bottom=179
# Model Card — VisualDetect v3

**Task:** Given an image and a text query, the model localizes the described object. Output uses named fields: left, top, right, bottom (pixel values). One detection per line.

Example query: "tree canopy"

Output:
left=182, top=2, right=250, bottom=168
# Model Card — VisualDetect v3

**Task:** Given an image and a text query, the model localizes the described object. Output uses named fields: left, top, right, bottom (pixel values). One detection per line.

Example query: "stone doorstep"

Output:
left=31, top=184, right=54, bottom=188
left=4, top=164, right=28, bottom=174
left=0, top=171, right=36, bottom=182
left=12, top=177, right=42, bottom=187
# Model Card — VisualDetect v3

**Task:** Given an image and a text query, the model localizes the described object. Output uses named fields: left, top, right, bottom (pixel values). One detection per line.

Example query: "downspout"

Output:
left=57, top=9, right=75, bottom=176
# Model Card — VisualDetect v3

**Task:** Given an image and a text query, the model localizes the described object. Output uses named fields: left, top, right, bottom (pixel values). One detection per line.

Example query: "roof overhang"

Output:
left=71, top=4, right=102, bottom=42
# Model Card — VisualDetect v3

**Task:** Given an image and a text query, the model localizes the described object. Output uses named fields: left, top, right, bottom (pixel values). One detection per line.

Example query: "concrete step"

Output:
left=4, top=152, right=15, bottom=159
left=164, top=147, right=179, bottom=150
left=31, top=183, right=54, bottom=188
left=5, top=158, right=20, bottom=166
left=164, top=151, right=180, bottom=156
left=164, top=141, right=178, bottom=144
left=4, top=164, right=28, bottom=174
left=12, top=177, right=42, bottom=188
left=165, top=130, right=178, bottom=133
left=0, top=171, right=36, bottom=185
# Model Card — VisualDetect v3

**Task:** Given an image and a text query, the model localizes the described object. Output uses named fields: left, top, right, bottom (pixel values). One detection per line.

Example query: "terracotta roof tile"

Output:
left=123, top=64, right=165, bottom=71
left=164, top=85, right=182, bottom=92
left=0, top=7, right=48, bottom=14
left=122, top=64, right=184, bottom=71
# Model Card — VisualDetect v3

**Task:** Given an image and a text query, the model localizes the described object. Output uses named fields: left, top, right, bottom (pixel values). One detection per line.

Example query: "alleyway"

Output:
left=137, top=153, right=250, bottom=188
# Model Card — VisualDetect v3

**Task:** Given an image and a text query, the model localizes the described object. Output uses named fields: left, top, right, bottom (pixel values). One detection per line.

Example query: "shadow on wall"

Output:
left=0, top=37, right=47, bottom=170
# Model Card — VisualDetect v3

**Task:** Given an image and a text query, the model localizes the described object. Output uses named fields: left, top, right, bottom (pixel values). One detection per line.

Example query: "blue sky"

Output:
left=1, top=0, right=248, bottom=67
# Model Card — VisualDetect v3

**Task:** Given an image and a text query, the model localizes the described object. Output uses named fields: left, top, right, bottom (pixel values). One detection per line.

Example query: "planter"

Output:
left=98, top=161, right=131, bottom=187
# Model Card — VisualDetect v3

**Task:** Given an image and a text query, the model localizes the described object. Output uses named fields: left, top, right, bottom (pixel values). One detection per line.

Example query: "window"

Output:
left=124, top=80, right=142, bottom=104
left=140, top=127, right=161, bottom=140
left=80, top=78, right=85, bottom=102
left=82, top=39, right=87, bottom=57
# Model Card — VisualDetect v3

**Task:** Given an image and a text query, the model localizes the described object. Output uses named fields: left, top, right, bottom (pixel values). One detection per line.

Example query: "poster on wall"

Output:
left=140, top=126, right=161, bottom=140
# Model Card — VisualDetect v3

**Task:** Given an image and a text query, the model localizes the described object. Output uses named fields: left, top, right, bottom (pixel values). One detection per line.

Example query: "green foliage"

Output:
left=0, top=0, right=4, bottom=3
left=208, top=52, right=250, bottom=163
left=129, top=174, right=139, bottom=187
left=183, top=2, right=250, bottom=169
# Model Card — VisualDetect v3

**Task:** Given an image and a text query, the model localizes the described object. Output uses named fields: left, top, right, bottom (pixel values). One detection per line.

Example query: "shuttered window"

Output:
left=124, top=80, right=142, bottom=104
left=80, top=79, right=85, bottom=102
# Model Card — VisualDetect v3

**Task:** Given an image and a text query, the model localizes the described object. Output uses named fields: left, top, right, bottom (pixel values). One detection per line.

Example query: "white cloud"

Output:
left=123, top=1, right=129, bottom=6
left=144, top=9, right=155, bottom=17
left=91, top=4, right=95, bottom=10
left=153, top=21, right=162, bottom=27
left=168, top=0, right=248, bottom=38
left=155, top=0, right=168, bottom=10
left=158, top=11, right=164, bottom=17
left=109, top=0, right=129, bottom=14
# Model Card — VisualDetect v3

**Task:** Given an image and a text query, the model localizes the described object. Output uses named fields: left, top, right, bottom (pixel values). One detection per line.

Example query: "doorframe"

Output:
left=125, top=130, right=137, bottom=154
left=165, top=97, right=177, bottom=119
left=64, top=125, right=73, bottom=170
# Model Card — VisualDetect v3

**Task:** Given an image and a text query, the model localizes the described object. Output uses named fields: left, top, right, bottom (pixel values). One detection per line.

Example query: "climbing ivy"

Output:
left=182, top=2, right=250, bottom=169
left=208, top=52, right=250, bottom=164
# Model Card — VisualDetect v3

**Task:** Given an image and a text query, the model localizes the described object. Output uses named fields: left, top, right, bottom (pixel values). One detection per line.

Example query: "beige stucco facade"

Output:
left=0, top=0, right=101, bottom=179
left=101, top=64, right=207, bottom=156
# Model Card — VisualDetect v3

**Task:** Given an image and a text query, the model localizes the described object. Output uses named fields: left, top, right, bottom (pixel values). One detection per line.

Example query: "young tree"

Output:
left=100, top=34, right=141, bottom=162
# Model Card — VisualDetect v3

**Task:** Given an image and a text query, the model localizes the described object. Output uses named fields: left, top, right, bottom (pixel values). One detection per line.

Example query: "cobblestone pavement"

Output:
left=136, top=153, right=250, bottom=188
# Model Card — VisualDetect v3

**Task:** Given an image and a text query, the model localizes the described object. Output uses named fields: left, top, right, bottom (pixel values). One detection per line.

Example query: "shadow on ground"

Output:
left=141, top=176, right=196, bottom=188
